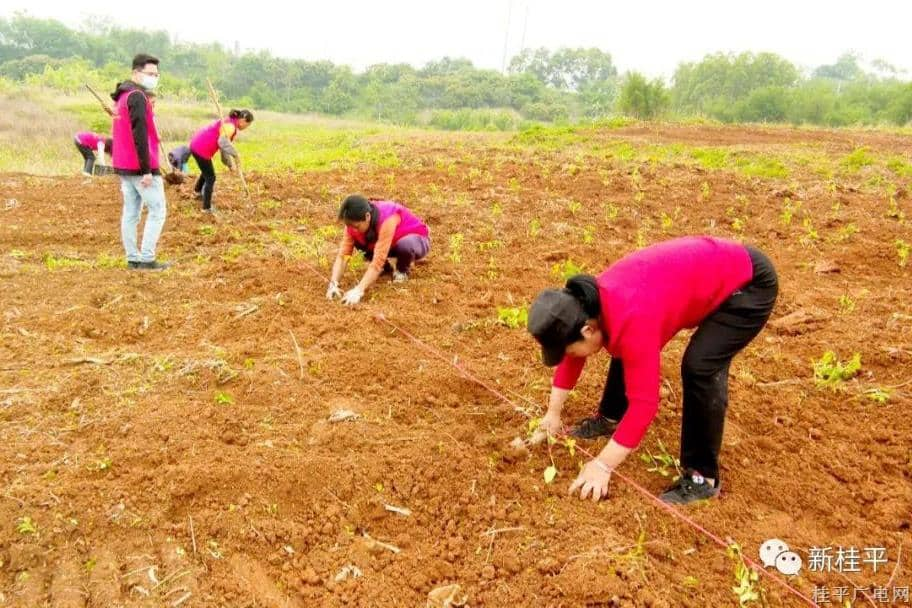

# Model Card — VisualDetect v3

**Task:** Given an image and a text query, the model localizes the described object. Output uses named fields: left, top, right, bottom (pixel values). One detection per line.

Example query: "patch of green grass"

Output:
left=606, top=142, right=637, bottom=162
left=689, top=147, right=729, bottom=170
left=841, top=146, right=876, bottom=173
left=886, top=156, right=912, bottom=178
left=592, top=116, right=636, bottom=129
left=511, top=124, right=583, bottom=149
left=735, top=156, right=789, bottom=179
left=43, top=253, right=91, bottom=271
left=94, top=253, right=127, bottom=269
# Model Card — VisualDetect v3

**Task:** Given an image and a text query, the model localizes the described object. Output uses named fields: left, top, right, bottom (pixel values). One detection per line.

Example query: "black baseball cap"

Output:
left=527, top=289, right=588, bottom=367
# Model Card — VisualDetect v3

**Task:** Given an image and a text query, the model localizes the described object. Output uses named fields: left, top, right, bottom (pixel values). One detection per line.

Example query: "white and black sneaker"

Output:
left=659, top=470, right=720, bottom=505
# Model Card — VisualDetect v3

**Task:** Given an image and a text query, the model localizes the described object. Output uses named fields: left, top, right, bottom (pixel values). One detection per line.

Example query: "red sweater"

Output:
left=553, top=236, right=753, bottom=448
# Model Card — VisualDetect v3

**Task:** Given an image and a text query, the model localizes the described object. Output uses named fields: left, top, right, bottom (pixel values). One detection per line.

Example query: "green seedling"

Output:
left=639, top=439, right=681, bottom=479
left=496, top=306, right=528, bottom=329
left=551, top=259, right=586, bottom=282
left=864, top=388, right=891, bottom=404
left=448, top=233, right=464, bottom=264
left=727, top=543, right=765, bottom=606
left=16, top=517, right=37, bottom=536
left=896, top=239, right=910, bottom=267
left=214, top=391, right=234, bottom=405
left=813, top=352, right=862, bottom=388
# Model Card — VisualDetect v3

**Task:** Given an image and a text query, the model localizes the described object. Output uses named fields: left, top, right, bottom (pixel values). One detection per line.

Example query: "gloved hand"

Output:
left=341, top=286, right=364, bottom=306
left=326, top=280, right=343, bottom=300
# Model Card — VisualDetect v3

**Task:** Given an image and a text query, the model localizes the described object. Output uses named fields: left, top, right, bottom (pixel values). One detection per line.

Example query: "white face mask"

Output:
left=141, top=74, right=159, bottom=90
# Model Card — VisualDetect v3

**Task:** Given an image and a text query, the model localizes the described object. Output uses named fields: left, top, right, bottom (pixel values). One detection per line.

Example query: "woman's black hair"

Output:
left=228, top=109, right=254, bottom=123
left=564, top=274, right=601, bottom=318
left=338, top=194, right=379, bottom=244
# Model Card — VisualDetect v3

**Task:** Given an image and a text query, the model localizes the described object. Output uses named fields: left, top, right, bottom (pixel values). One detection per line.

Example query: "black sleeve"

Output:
left=127, top=91, right=151, bottom=174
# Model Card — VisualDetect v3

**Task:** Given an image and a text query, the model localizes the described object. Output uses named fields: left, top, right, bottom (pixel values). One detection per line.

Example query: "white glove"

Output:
left=341, top=286, right=364, bottom=306
left=326, top=280, right=343, bottom=300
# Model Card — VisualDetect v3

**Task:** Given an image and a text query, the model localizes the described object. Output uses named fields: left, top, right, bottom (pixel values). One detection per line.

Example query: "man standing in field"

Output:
left=111, top=53, right=170, bottom=271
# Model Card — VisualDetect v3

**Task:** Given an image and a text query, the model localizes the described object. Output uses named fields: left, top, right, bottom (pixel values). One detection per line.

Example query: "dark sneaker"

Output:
left=659, top=470, right=720, bottom=505
left=569, top=415, right=619, bottom=439
left=201, top=207, right=217, bottom=214
left=127, top=261, right=141, bottom=269
left=134, top=260, right=171, bottom=272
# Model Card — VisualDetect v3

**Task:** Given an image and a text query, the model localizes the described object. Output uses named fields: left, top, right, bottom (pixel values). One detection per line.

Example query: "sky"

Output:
left=3, top=0, right=911, bottom=79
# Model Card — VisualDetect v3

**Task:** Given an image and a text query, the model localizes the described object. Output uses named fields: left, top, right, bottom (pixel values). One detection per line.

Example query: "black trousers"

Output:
left=598, top=246, right=778, bottom=479
left=75, top=140, right=95, bottom=174
left=192, top=152, right=216, bottom=209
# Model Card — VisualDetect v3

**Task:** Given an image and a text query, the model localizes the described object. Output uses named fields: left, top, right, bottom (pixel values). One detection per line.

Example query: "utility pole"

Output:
left=519, top=1, right=529, bottom=53
left=501, top=0, right=513, bottom=74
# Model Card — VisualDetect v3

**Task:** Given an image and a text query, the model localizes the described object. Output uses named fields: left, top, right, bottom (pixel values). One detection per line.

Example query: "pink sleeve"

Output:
left=611, top=329, right=662, bottom=449
left=552, top=355, right=586, bottom=390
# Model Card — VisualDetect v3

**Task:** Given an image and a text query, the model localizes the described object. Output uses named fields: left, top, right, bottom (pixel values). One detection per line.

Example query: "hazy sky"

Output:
left=3, top=1, right=910, bottom=79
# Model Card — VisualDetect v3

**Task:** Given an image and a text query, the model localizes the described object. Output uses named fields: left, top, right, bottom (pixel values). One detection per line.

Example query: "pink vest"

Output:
left=347, top=201, right=429, bottom=251
left=76, top=132, right=106, bottom=148
left=190, top=117, right=238, bottom=160
left=112, top=89, right=159, bottom=171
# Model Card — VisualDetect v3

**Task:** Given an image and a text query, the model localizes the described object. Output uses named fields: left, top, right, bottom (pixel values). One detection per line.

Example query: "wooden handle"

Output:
left=84, top=83, right=115, bottom=117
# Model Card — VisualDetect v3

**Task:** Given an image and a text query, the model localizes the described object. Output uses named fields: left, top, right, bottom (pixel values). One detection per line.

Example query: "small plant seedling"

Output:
left=347, top=250, right=367, bottom=273
left=800, top=217, right=819, bottom=244
left=529, top=218, right=542, bottom=237
left=660, top=212, right=673, bottom=232
left=16, top=517, right=37, bottom=536
left=477, top=239, right=503, bottom=252
left=486, top=256, right=498, bottom=280
left=582, top=225, right=595, bottom=245
left=199, top=225, right=216, bottom=236
left=896, top=239, right=910, bottom=267
left=838, top=295, right=856, bottom=313
left=214, top=392, right=234, bottom=405
left=639, top=440, right=681, bottom=479
left=864, top=388, right=891, bottom=404
left=448, top=233, right=464, bottom=264
left=885, top=197, right=906, bottom=221
left=496, top=306, right=528, bottom=329
left=543, top=465, right=558, bottom=484
left=568, top=200, right=582, bottom=215
left=779, top=198, right=799, bottom=226
left=491, top=202, right=503, bottom=217
left=700, top=181, right=711, bottom=201
left=551, top=259, right=586, bottom=282
left=603, top=203, right=619, bottom=221
left=727, top=543, right=764, bottom=606
left=813, top=352, right=862, bottom=388
left=833, top=223, right=858, bottom=242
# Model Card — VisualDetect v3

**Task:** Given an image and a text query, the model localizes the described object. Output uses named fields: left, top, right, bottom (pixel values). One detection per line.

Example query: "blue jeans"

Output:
left=120, top=175, right=167, bottom=263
